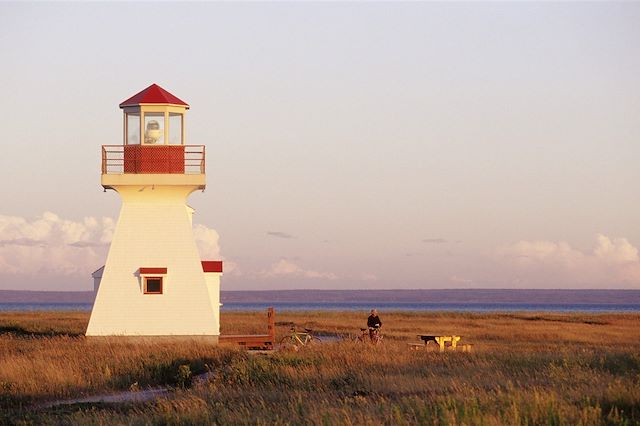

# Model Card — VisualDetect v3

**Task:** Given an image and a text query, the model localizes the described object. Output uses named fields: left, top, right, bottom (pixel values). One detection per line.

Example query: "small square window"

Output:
left=144, top=277, right=163, bottom=294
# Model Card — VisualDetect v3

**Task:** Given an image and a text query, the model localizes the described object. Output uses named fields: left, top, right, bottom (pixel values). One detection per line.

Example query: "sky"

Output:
left=0, top=2, right=639, bottom=291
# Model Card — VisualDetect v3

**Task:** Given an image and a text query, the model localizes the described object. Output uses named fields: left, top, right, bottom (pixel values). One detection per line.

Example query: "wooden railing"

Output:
left=102, top=145, right=205, bottom=175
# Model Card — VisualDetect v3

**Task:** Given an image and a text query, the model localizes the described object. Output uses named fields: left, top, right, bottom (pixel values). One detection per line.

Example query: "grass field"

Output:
left=1, top=310, right=639, bottom=425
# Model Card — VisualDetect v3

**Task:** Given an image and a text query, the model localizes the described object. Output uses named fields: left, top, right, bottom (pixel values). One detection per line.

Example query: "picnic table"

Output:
left=418, top=334, right=462, bottom=352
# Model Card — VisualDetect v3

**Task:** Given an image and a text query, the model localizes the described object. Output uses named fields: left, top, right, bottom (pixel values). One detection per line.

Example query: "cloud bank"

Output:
left=0, top=212, right=221, bottom=290
left=260, top=259, right=338, bottom=280
left=1, top=213, right=636, bottom=291
left=0, top=212, right=114, bottom=279
left=499, top=234, right=640, bottom=288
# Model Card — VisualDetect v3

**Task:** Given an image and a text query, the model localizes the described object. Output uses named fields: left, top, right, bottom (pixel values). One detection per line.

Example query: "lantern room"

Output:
left=101, top=84, right=205, bottom=190
left=119, top=83, right=189, bottom=146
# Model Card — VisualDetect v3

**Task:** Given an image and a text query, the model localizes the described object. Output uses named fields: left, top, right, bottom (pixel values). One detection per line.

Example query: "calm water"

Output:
left=2, top=302, right=640, bottom=313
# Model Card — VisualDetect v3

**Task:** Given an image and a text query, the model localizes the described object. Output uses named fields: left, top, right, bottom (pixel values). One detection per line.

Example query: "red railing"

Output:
left=102, top=145, right=205, bottom=175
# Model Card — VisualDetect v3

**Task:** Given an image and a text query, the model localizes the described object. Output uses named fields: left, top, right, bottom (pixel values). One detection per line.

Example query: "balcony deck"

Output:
left=101, top=145, right=205, bottom=189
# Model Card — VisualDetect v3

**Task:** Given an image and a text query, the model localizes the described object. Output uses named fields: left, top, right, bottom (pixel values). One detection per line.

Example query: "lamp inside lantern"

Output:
left=145, top=120, right=162, bottom=144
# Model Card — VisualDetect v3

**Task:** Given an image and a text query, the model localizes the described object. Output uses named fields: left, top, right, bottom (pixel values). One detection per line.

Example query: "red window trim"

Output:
left=140, top=267, right=167, bottom=274
left=144, top=276, right=163, bottom=295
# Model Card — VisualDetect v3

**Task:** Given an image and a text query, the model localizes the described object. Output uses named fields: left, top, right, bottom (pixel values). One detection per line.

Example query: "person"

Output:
left=367, top=309, right=382, bottom=342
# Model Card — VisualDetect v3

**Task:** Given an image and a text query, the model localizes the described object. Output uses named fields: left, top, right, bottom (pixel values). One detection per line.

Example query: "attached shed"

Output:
left=92, top=265, right=105, bottom=292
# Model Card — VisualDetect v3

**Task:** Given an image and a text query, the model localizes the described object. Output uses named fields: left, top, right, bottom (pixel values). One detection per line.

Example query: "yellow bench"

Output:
left=418, top=334, right=462, bottom=352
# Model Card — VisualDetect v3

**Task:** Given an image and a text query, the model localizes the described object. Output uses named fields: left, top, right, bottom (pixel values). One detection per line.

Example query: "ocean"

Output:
left=2, top=289, right=640, bottom=313
left=2, top=301, right=640, bottom=313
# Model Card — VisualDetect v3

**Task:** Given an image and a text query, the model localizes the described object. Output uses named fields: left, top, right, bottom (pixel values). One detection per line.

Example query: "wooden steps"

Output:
left=218, top=307, right=276, bottom=350
left=219, top=334, right=274, bottom=350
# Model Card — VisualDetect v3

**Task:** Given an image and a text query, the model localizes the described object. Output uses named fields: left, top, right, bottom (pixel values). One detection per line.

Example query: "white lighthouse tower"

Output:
left=86, top=84, right=222, bottom=341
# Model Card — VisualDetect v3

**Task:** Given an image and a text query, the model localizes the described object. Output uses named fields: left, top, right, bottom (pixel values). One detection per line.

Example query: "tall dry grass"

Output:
left=1, top=310, right=639, bottom=425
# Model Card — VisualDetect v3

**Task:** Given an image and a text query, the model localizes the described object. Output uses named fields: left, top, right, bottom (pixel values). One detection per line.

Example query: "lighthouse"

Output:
left=86, top=84, right=222, bottom=341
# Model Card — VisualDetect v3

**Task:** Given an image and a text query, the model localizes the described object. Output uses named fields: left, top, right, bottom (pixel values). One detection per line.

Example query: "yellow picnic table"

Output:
left=418, top=334, right=462, bottom=352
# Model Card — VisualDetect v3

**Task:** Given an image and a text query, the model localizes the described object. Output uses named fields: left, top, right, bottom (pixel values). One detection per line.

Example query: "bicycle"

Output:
left=279, top=326, right=321, bottom=350
left=354, top=325, right=383, bottom=345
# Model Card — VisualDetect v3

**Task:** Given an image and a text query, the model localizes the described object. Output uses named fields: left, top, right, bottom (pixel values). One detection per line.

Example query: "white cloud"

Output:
left=192, top=225, right=236, bottom=275
left=0, top=212, right=223, bottom=290
left=193, top=223, right=221, bottom=260
left=499, top=234, right=640, bottom=287
left=260, top=259, right=337, bottom=280
left=0, top=212, right=114, bottom=278
left=593, top=234, right=639, bottom=264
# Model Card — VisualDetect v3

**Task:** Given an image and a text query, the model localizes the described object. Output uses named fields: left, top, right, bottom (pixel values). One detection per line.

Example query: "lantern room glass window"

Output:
left=169, top=113, right=183, bottom=145
left=126, top=113, right=140, bottom=145
left=144, top=113, right=165, bottom=145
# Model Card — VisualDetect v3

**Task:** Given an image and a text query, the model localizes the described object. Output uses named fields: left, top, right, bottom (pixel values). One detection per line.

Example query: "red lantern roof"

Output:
left=119, top=83, right=189, bottom=109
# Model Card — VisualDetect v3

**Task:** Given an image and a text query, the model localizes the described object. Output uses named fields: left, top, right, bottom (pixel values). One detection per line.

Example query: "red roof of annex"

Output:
left=201, top=261, right=223, bottom=273
left=119, top=83, right=189, bottom=109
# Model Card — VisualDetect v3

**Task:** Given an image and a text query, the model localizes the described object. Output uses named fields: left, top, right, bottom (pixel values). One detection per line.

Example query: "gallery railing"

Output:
left=102, top=145, right=205, bottom=175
